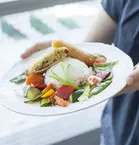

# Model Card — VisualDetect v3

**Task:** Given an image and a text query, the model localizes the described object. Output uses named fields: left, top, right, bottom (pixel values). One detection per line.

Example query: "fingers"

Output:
left=117, top=86, right=134, bottom=96
left=127, top=63, right=139, bottom=86
left=20, top=41, right=52, bottom=59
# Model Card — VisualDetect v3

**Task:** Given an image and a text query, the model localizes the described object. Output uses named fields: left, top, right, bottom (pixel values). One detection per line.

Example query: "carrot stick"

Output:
left=42, top=83, right=53, bottom=94
left=50, top=92, right=56, bottom=99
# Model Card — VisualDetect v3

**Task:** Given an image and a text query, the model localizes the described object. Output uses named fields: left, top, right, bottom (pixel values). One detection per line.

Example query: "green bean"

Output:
left=103, top=73, right=113, bottom=81
left=24, top=94, right=42, bottom=103
left=10, top=73, right=26, bottom=84
left=40, top=98, right=50, bottom=107
left=90, top=80, right=112, bottom=97
left=93, top=61, right=118, bottom=68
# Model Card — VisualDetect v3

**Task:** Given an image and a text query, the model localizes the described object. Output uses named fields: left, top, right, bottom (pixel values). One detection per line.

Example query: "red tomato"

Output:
left=95, top=72, right=110, bottom=80
left=87, top=72, right=110, bottom=87
left=26, top=74, right=46, bottom=89
left=56, top=85, right=75, bottom=100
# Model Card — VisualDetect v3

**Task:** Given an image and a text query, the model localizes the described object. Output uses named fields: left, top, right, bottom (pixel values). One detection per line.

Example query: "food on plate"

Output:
left=45, top=58, right=92, bottom=89
left=26, top=73, right=46, bottom=89
left=10, top=40, right=118, bottom=107
left=26, top=47, right=69, bottom=75
left=25, top=87, right=41, bottom=99
left=52, top=40, right=95, bottom=65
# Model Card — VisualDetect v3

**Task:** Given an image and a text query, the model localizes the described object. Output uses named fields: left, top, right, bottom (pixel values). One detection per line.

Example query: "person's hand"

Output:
left=119, top=63, right=139, bottom=95
left=20, top=41, right=52, bottom=59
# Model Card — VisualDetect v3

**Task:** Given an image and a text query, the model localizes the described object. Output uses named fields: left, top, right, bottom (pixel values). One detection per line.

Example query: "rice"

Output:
left=45, top=57, right=92, bottom=88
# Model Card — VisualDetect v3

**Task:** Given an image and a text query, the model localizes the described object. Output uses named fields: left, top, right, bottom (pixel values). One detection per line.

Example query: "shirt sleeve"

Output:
left=101, top=0, right=124, bottom=23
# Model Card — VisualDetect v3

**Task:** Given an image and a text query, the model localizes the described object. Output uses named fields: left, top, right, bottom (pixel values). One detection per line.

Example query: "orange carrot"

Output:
left=42, top=83, right=54, bottom=94
left=50, top=92, right=56, bottom=99
left=54, top=96, right=69, bottom=107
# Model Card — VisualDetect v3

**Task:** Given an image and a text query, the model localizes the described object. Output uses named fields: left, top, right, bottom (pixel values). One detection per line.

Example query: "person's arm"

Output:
left=20, top=41, right=52, bottom=59
left=20, top=4, right=116, bottom=59
left=85, top=4, right=116, bottom=44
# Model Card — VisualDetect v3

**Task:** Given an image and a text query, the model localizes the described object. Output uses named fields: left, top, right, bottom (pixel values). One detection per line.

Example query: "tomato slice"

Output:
left=26, top=74, right=46, bottom=89
left=56, top=85, right=75, bottom=100
left=87, top=72, right=110, bottom=87
left=95, top=72, right=110, bottom=80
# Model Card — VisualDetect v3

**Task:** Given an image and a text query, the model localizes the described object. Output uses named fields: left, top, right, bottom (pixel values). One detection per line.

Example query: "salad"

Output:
left=10, top=40, right=118, bottom=107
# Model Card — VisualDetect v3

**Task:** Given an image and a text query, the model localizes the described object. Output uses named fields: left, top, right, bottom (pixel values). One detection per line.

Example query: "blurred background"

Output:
left=0, top=0, right=101, bottom=80
left=0, top=0, right=100, bottom=43
left=0, top=0, right=105, bottom=145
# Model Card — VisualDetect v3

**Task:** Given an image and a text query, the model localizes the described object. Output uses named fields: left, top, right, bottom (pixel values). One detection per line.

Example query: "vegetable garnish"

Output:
left=50, top=63, right=80, bottom=90
left=40, top=98, right=51, bottom=107
left=41, top=89, right=54, bottom=98
left=94, top=57, right=106, bottom=64
left=9, top=41, right=119, bottom=107
left=54, top=96, right=69, bottom=107
left=26, top=74, right=46, bottom=89
left=93, top=61, right=118, bottom=71
left=95, top=72, right=111, bottom=80
left=42, top=83, right=53, bottom=94
left=55, top=85, right=75, bottom=100
left=104, top=73, right=113, bottom=81
left=90, top=80, right=112, bottom=97
left=70, top=89, right=84, bottom=103
left=24, top=94, right=42, bottom=103
left=78, top=86, right=90, bottom=102
left=26, top=87, right=41, bottom=99
left=10, top=73, right=26, bottom=84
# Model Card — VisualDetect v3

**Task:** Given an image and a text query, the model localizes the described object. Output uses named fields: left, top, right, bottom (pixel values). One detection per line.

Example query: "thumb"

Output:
left=127, top=63, right=139, bottom=85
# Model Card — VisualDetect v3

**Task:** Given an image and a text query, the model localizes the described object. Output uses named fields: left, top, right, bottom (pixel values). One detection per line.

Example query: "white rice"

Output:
left=45, top=58, right=92, bottom=88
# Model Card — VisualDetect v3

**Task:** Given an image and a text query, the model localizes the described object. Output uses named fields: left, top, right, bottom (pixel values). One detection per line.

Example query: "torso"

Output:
left=102, top=0, right=139, bottom=145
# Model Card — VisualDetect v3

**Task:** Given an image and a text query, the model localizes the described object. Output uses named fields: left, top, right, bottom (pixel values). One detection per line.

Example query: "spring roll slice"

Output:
left=52, top=40, right=94, bottom=65
left=26, top=47, right=69, bottom=75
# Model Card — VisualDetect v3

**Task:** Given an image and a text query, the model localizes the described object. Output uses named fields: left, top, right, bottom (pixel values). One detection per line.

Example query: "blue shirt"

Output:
left=101, top=0, right=139, bottom=145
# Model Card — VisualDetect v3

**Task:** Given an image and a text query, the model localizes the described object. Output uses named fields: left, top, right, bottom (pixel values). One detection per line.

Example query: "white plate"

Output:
left=0, top=43, right=133, bottom=116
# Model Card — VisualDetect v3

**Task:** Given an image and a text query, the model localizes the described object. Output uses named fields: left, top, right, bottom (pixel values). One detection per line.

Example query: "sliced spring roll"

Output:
left=26, top=47, right=69, bottom=75
left=52, top=40, right=95, bottom=65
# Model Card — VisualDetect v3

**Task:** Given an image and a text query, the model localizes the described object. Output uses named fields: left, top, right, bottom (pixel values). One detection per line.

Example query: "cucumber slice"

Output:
left=26, top=87, right=41, bottom=99
left=40, top=98, right=50, bottom=107
left=78, top=86, right=90, bottom=102
left=70, top=89, right=84, bottom=103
